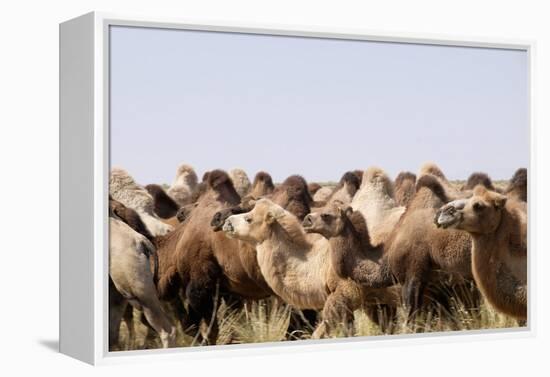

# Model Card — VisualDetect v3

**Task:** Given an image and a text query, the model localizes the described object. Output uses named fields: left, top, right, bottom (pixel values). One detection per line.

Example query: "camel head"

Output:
left=302, top=201, right=352, bottom=238
left=436, top=185, right=507, bottom=234
left=222, top=199, right=285, bottom=244
left=211, top=205, right=250, bottom=231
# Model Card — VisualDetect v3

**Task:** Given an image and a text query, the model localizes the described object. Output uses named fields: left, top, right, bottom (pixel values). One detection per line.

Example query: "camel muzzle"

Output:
left=222, top=219, right=234, bottom=234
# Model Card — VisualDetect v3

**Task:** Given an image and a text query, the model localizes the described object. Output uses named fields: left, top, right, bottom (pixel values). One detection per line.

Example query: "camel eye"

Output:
left=321, top=214, right=332, bottom=222
left=473, top=202, right=485, bottom=212
left=245, top=217, right=253, bottom=224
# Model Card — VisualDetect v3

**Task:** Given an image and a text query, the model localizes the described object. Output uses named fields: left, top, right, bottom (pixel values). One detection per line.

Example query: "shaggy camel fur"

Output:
left=110, top=168, right=173, bottom=236
left=505, top=168, right=527, bottom=203
left=303, top=204, right=398, bottom=331
left=229, top=168, right=251, bottom=198
left=223, top=199, right=399, bottom=337
left=436, top=186, right=527, bottom=320
left=303, top=204, right=393, bottom=289
left=155, top=170, right=274, bottom=344
left=351, top=167, right=405, bottom=246
left=385, top=172, right=478, bottom=321
left=145, top=184, right=180, bottom=219
left=308, top=182, right=322, bottom=196
left=394, top=172, right=416, bottom=207
left=463, top=172, right=496, bottom=191
left=109, top=217, right=176, bottom=349
left=167, top=164, right=199, bottom=206
left=313, top=186, right=334, bottom=203
left=318, top=171, right=362, bottom=207
left=248, top=171, right=275, bottom=198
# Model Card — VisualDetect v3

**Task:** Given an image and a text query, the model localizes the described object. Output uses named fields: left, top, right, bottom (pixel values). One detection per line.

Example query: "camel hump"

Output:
left=419, top=162, right=447, bottom=181
left=207, top=169, right=234, bottom=190
left=415, top=175, right=448, bottom=203
left=395, top=171, right=416, bottom=186
left=254, top=171, right=273, bottom=183
left=340, top=171, right=361, bottom=190
left=506, top=168, right=527, bottom=193
left=465, top=172, right=494, bottom=190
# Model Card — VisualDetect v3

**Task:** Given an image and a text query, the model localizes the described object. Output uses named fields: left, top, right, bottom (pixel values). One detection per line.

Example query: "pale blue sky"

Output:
left=110, top=26, right=528, bottom=185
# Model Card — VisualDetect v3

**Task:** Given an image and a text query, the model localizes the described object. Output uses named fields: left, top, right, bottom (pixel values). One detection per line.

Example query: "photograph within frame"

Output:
left=107, top=24, right=529, bottom=352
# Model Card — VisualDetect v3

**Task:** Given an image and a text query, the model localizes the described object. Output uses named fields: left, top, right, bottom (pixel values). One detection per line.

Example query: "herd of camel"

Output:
left=108, top=162, right=527, bottom=350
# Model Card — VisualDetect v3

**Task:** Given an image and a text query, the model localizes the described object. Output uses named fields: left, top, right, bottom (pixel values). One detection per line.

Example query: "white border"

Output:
left=84, top=11, right=534, bottom=365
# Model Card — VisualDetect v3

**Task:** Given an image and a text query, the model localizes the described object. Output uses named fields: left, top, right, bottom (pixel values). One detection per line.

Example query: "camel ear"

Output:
left=494, top=195, right=507, bottom=209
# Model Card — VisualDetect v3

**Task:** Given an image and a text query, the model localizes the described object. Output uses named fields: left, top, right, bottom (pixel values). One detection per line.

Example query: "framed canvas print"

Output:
left=59, top=12, right=534, bottom=365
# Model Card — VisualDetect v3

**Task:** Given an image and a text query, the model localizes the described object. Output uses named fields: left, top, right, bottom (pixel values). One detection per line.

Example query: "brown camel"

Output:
left=249, top=171, right=275, bottom=198
left=145, top=184, right=180, bottom=219
left=385, top=168, right=479, bottom=322
left=462, top=172, right=496, bottom=191
left=505, top=168, right=527, bottom=202
left=303, top=203, right=393, bottom=289
left=223, top=199, right=399, bottom=338
left=394, top=172, right=416, bottom=207
left=154, top=170, right=273, bottom=344
left=317, top=171, right=362, bottom=207
left=436, top=185, right=527, bottom=320
left=308, top=182, right=322, bottom=196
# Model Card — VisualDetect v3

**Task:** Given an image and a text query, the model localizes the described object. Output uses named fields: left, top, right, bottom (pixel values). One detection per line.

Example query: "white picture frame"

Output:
left=59, top=11, right=535, bottom=365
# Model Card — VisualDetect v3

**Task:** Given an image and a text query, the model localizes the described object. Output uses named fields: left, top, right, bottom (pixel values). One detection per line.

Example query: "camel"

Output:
left=462, top=172, right=496, bottom=192
left=109, top=216, right=176, bottom=349
left=351, top=167, right=405, bottom=246
left=229, top=168, right=251, bottom=198
left=317, top=171, right=362, bottom=207
left=109, top=168, right=173, bottom=236
left=303, top=203, right=393, bottom=289
left=385, top=169, right=479, bottom=321
left=313, top=186, right=334, bottom=203
left=436, top=185, right=527, bottom=320
left=505, top=168, right=527, bottom=202
left=308, top=182, right=322, bottom=196
left=394, top=172, right=416, bottom=207
left=167, top=164, right=199, bottom=206
left=248, top=171, right=275, bottom=198
left=154, top=170, right=276, bottom=344
left=145, top=184, right=180, bottom=219
left=223, top=198, right=399, bottom=337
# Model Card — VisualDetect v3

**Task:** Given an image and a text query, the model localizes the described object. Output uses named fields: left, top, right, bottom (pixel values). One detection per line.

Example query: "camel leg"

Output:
left=122, top=305, right=136, bottom=349
left=365, top=303, right=397, bottom=334
left=288, top=309, right=318, bottom=339
left=402, top=276, right=426, bottom=327
left=131, top=293, right=176, bottom=348
left=109, top=278, right=128, bottom=350
left=186, top=279, right=221, bottom=345
left=313, top=292, right=354, bottom=339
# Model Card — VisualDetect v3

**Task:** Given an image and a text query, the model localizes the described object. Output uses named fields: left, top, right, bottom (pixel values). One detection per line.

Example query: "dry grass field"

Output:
left=117, top=294, right=522, bottom=350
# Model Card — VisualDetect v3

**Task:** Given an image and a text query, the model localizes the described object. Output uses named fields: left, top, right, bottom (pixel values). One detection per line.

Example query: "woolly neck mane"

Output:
left=270, top=208, right=311, bottom=248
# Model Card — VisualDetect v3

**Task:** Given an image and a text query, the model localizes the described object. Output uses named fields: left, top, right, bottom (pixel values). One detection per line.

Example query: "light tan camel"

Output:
left=229, top=168, right=252, bottom=197
left=109, top=217, right=176, bottom=349
left=351, top=167, right=405, bottom=246
left=167, top=163, right=199, bottom=206
left=223, top=198, right=398, bottom=338
left=436, top=185, right=527, bottom=320
left=109, top=168, right=173, bottom=236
